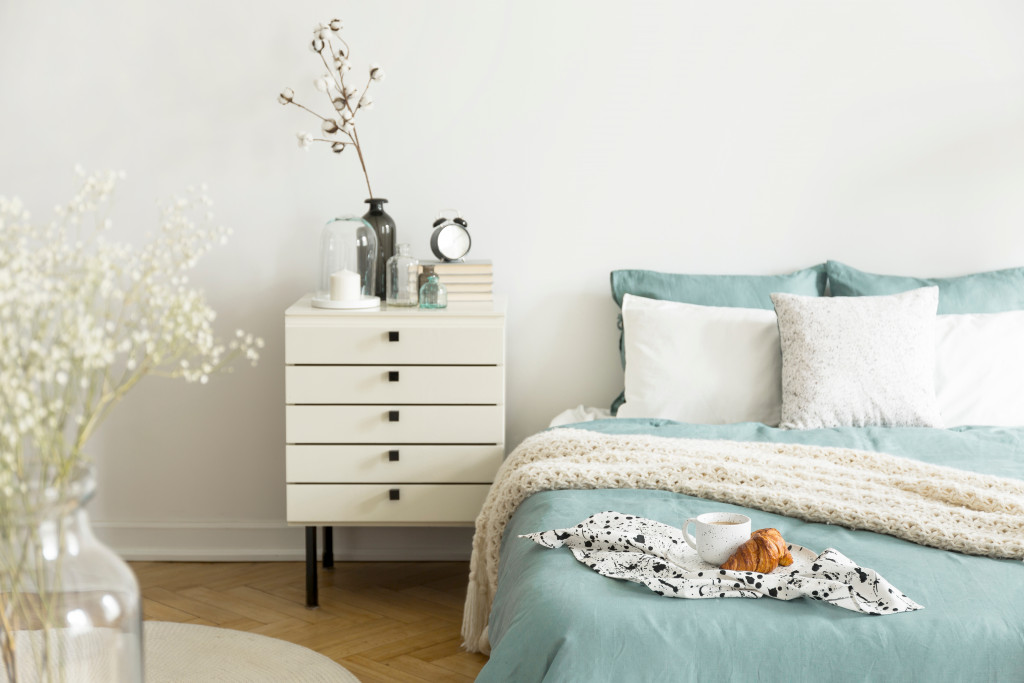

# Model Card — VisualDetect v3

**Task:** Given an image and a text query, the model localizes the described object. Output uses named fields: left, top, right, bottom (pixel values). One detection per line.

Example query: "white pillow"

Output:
left=771, top=287, right=942, bottom=430
left=936, top=311, right=1024, bottom=426
left=617, top=294, right=782, bottom=425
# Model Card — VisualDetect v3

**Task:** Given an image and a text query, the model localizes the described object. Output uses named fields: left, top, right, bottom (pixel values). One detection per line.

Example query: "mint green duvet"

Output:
left=477, top=419, right=1024, bottom=682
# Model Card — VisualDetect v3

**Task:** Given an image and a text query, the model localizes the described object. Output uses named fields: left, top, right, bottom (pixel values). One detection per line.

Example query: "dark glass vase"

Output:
left=362, top=198, right=395, bottom=298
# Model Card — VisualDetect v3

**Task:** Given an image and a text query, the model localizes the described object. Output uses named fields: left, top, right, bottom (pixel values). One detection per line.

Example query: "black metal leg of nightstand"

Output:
left=305, top=526, right=318, bottom=608
left=323, top=526, right=334, bottom=569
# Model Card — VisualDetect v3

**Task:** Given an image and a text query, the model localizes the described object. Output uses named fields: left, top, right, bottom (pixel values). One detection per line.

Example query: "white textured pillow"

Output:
left=771, top=287, right=942, bottom=429
left=936, top=311, right=1024, bottom=426
left=618, top=294, right=782, bottom=425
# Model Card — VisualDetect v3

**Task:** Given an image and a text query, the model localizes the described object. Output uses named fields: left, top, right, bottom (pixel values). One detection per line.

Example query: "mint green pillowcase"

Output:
left=826, top=261, right=1024, bottom=314
left=609, top=265, right=827, bottom=414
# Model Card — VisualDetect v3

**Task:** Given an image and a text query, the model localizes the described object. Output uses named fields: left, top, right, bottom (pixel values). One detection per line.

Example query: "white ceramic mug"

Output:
left=682, top=512, right=752, bottom=565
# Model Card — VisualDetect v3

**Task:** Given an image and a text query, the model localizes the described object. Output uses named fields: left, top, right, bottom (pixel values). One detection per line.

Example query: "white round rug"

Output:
left=145, top=621, right=360, bottom=682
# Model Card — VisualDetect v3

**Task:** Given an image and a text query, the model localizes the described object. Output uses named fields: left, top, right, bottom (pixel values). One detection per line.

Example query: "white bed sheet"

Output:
left=548, top=405, right=612, bottom=428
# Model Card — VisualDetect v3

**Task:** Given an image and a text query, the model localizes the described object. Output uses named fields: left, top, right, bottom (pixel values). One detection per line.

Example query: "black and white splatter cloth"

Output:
left=522, top=511, right=923, bottom=615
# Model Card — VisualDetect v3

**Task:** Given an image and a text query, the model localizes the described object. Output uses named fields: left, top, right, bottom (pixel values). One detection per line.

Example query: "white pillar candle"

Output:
left=330, top=268, right=361, bottom=302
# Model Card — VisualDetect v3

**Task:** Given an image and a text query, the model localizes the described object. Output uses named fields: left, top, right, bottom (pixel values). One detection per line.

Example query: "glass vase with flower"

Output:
left=2, top=466, right=142, bottom=682
left=0, top=169, right=264, bottom=682
left=278, top=18, right=396, bottom=293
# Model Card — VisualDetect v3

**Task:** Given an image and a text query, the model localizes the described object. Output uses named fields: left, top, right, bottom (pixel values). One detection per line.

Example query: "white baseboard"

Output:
left=92, top=520, right=475, bottom=562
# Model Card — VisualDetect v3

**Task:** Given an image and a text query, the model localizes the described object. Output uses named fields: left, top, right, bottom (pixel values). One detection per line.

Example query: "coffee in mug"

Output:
left=683, top=512, right=752, bottom=565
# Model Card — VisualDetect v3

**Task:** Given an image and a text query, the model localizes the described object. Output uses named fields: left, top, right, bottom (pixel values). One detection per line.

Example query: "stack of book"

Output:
left=419, top=260, right=493, bottom=302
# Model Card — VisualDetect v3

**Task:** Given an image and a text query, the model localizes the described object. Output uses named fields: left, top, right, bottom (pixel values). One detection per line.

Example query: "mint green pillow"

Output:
left=826, top=261, right=1024, bottom=314
left=609, top=265, right=827, bottom=414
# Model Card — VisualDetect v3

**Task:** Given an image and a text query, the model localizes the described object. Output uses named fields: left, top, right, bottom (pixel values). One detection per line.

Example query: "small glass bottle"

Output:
left=418, top=264, right=436, bottom=294
left=419, top=274, right=448, bottom=309
left=386, top=243, right=419, bottom=307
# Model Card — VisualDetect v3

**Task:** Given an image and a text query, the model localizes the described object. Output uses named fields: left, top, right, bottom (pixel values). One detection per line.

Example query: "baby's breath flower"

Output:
left=314, top=77, right=329, bottom=93
left=369, top=64, right=385, bottom=81
left=0, top=168, right=263, bottom=506
left=310, top=37, right=325, bottom=53
left=358, top=93, right=373, bottom=110
left=331, top=142, right=346, bottom=154
left=296, top=131, right=314, bottom=149
left=322, top=119, right=339, bottom=134
left=278, top=87, right=294, bottom=104
left=329, top=18, right=343, bottom=31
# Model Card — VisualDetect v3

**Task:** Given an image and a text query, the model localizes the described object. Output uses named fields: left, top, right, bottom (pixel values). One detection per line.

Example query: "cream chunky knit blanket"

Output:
left=461, top=428, right=1024, bottom=653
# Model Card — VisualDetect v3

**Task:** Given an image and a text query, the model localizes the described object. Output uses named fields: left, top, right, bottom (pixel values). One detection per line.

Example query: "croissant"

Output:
left=720, top=528, right=794, bottom=573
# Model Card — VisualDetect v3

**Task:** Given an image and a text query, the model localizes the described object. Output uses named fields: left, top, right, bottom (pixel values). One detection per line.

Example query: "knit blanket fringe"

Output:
left=461, top=428, right=1024, bottom=654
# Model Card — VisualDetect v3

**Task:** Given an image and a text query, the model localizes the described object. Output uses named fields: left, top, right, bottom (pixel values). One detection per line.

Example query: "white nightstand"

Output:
left=284, top=294, right=506, bottom=606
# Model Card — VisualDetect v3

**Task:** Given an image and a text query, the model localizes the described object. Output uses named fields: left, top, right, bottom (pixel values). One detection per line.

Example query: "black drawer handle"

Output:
left=389, top=488, right=400, bottom=501
left=388, top=410, right=400, bottom=422
left=388, top=449, right=400, bottom=462
left=388, top=370, right=399, bottom=382
left=388, top=331, right=400, bottom=342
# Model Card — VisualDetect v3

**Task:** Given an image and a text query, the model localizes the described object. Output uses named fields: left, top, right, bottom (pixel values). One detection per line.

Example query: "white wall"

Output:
left=2, top=1, right=1023, bottom=560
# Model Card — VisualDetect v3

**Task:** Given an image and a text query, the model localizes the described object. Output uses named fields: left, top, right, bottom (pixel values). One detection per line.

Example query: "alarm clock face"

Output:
left=437, top=224, right=471, bottom=260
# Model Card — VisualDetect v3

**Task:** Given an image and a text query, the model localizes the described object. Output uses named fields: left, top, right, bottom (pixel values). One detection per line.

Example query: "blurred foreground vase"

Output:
left=1, top=467, right=143, bottom=682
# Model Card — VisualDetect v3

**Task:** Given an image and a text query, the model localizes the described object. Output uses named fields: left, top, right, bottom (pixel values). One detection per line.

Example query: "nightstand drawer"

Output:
left=286, top=445, right=503, bottom=483
left=286, top=484, right=490, bottom=524
left=286, top=322, right=502, bottom=365
left=286, top=366, right=502, bottom=405
left=286, top=405, right=503, bottom=444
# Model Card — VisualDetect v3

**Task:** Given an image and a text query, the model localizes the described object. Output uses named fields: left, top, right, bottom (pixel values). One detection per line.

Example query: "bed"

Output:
left=463, top=262, right=1024, bottom=682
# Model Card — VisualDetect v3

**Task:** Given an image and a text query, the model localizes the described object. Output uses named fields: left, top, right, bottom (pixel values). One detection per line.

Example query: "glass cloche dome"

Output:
left=311, top=215, right=380, bottom=309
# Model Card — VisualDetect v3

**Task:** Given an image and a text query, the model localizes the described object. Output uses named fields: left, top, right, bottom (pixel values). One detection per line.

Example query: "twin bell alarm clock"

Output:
left=429, top=209, right=471, bottom=262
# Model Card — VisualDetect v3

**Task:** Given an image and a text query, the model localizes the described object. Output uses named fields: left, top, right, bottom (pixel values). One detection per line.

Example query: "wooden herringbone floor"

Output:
left=130, top=561, right=487, bottom=681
